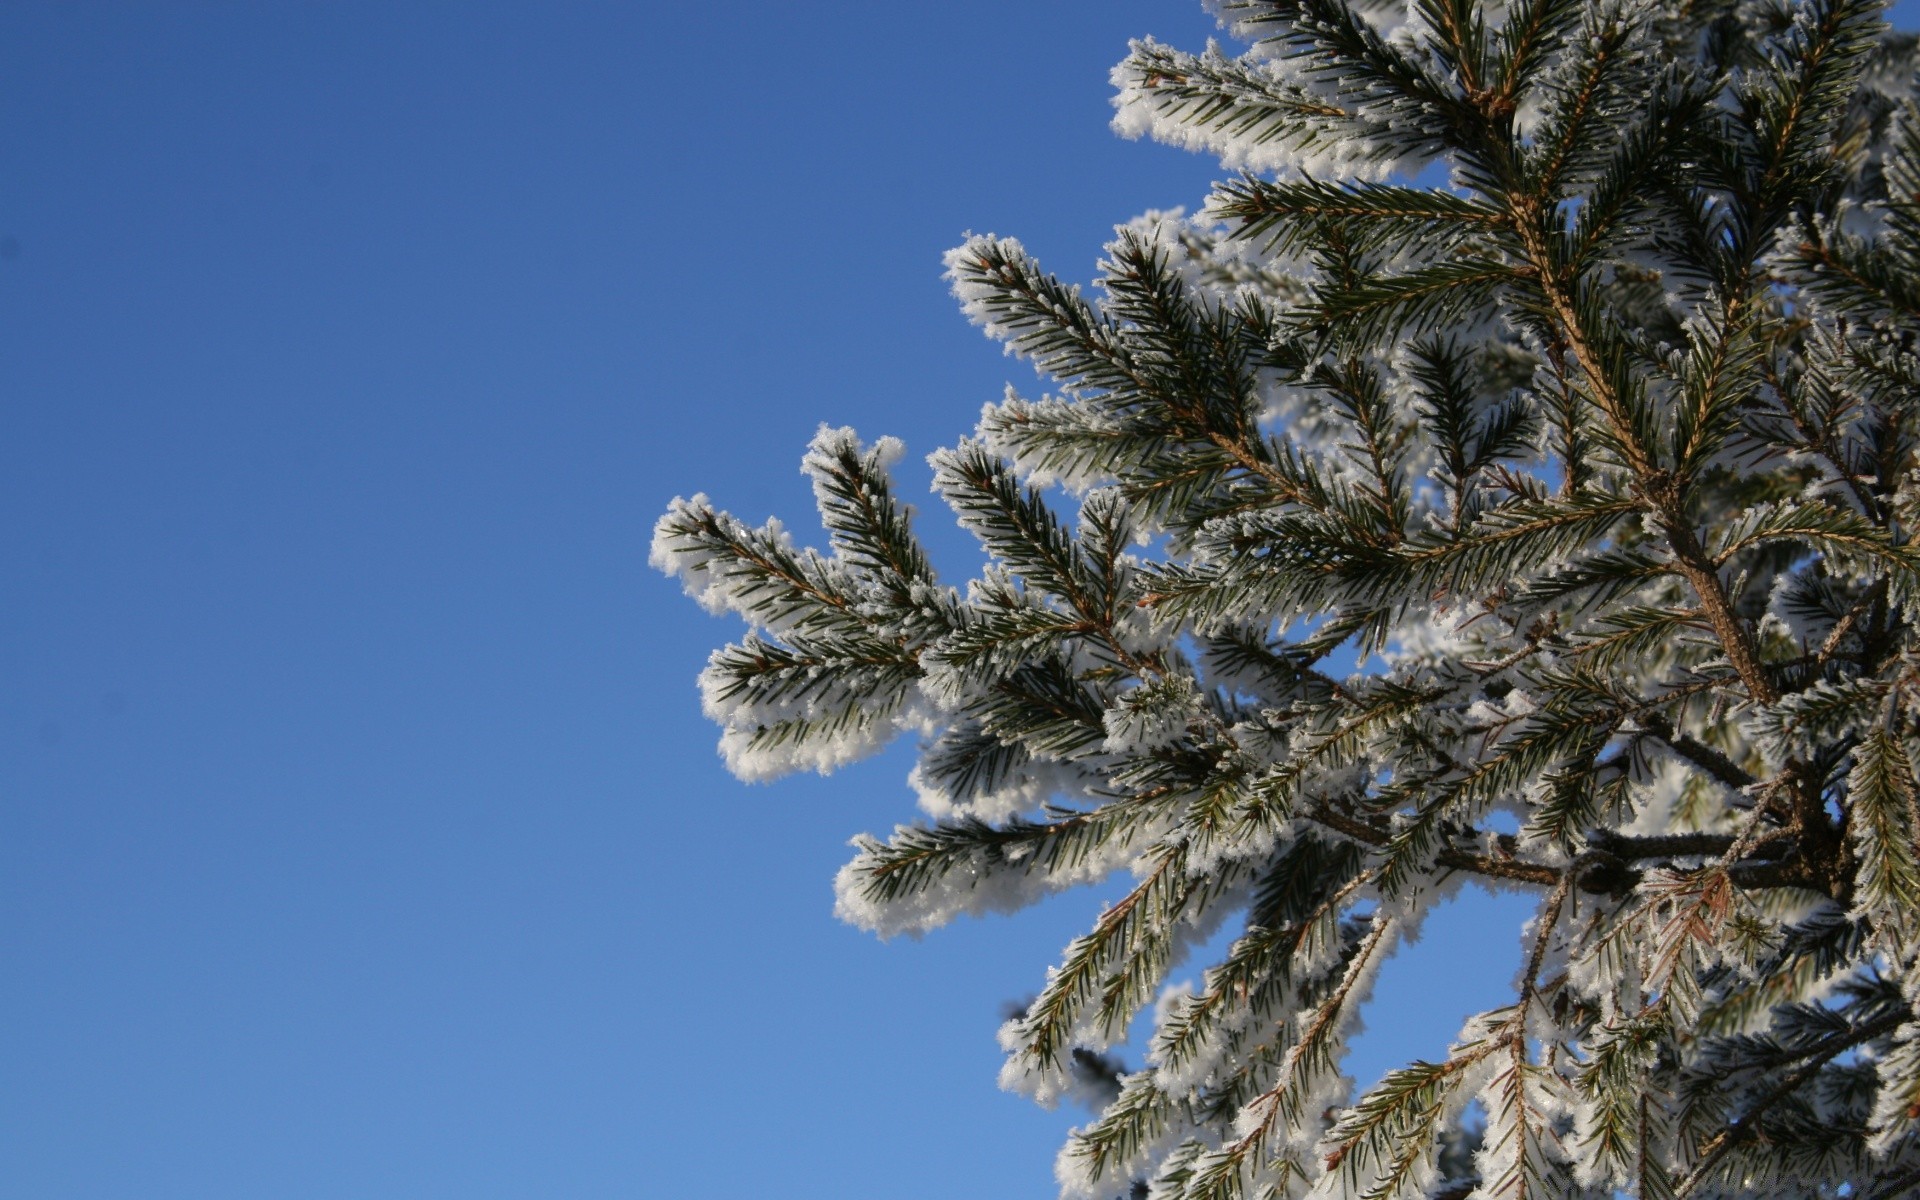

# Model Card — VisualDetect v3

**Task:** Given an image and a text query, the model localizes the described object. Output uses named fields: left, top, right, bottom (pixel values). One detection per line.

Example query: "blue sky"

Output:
left=10, top=2, right=1896, bottom=1197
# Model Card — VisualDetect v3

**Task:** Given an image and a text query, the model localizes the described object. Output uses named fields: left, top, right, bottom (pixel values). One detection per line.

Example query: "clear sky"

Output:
left=8, top=3, right=1907, bottom=1198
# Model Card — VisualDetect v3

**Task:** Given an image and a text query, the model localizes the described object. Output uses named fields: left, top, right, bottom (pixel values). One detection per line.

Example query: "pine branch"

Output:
left=1846, top=727, right=1920, bottom=923
left=1297, top=258, right=1523, bottom=345
left=1112, top=38, right=1411, bottom=171
left=1214, top=0, right=1470, bottom=142
left=1211, top=176, right=1504, bottom=257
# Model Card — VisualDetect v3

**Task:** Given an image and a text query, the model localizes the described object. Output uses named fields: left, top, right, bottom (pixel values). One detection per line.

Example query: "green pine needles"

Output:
left=653, top=0, right=1920, bottom=1195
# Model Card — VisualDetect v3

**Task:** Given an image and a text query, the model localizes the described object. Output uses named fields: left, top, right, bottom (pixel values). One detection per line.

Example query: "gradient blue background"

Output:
left=8, top=2, right=1880, bottom=1197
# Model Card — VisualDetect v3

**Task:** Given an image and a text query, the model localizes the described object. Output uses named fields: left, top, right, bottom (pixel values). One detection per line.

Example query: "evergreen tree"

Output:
left=653, top=0, right=1920, bottom=1194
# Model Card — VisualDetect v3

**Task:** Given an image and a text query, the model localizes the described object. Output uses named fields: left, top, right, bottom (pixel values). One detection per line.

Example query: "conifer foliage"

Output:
left=655, top=0, right=1920, bottom=1194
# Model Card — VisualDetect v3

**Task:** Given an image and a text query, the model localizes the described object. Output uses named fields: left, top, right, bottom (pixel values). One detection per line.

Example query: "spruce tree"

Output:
left=653, top=0, right=1920, bottom=1194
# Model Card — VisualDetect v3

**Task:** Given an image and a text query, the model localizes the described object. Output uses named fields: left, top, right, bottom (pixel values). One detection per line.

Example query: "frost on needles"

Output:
left=653, top=0, right=1920, bottom=1194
